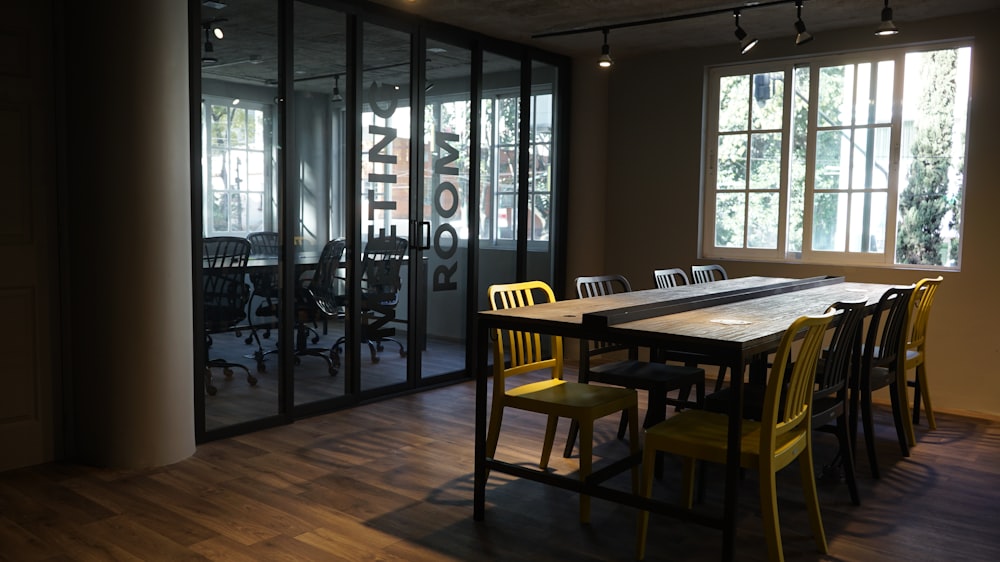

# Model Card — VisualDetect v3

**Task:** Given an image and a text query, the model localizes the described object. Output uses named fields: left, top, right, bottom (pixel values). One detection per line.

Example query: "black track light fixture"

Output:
left=876, top=0, right=900, bottom=36
left=598, top=28, right=613, bottom=69
left=794, top=1, right=813, bottom=45
left=733, top=10, right=758, bottom=55
left=331, top=75, right=343, bottom=103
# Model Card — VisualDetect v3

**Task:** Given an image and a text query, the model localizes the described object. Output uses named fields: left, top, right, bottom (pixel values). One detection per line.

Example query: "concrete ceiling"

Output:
left=365, top=0, right=1000, bottom=57
left=200, top=0, right=1000, bottom=92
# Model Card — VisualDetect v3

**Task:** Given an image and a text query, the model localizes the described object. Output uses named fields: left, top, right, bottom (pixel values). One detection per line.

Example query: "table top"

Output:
left=478, top=276, right=898, bottom=362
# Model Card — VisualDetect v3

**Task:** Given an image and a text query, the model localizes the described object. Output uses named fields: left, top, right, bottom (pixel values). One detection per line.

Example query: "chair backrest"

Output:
left=246, top=231, right=280, bottom=292
left=691, top=264, right=728, bottom=283
left=488, top=281, right=563, bottom=388
left=307, top=238, right=347, bottom=315
left=863, top=285, right=915, bottom=375
left=575, top=274, right=631, bottom=298
left=361, top=234, right=408, bottom=307
left=761, top=311, right=836, bottom=450
left=247, top=231, right=280, bottom=257
left=814, top=299, right=868, bottom=399
left=907, top=276, right=943, bottom=353
left=575, top=275, right=633, bottom=358
left=654, top=268, right=690, bottom=288
left=202, top=237, right=252, bottom=330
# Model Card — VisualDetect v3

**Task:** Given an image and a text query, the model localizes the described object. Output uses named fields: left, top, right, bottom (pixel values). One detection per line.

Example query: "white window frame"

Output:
left=702, top=41, right=970, bottom=270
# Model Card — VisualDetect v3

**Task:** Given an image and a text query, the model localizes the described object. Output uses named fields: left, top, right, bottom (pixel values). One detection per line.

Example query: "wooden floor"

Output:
left=2, top=378, right=999, bottom=561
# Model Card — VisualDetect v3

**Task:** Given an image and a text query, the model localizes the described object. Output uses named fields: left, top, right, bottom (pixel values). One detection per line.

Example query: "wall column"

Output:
left=64, top=0, right=195, bottom=468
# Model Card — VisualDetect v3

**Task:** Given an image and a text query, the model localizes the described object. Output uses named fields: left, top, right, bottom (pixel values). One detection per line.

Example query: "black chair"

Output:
left=242, top=231, right=282, bottom=372
left=295, top=238, right=347, bottom=375
left=855, top=285, right=915, bottom=479
left=704, top=298, right=867, bottom=505
left=246, top=231, right=280, bottom=341
left=203, top=237, right=257, bottom=395
left=564, top=274, right=705, bottom=460
left=659, top=264, right=731, bottom=392
left=332, top=234, right=408, bottom=365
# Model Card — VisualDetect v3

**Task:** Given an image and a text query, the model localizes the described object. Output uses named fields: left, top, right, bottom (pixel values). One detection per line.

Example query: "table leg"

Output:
left=474, top=318, right=488, bottom=521
left=722, top=357, right=743, bottom=562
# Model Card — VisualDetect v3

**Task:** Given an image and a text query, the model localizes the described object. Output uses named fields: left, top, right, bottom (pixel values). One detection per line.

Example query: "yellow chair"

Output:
left=905, top=276, right=943, bottom=434
left=486, top=280, right=640, bottom=523
left=637, top=311, right=835, bottom=562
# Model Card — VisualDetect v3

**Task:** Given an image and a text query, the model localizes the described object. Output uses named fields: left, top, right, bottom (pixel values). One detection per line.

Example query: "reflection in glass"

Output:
left=200, top=0, right=280, bottom=431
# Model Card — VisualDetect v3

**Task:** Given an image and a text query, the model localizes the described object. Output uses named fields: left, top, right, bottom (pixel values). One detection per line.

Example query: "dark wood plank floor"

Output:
left=2, top=378, right=999, bottom=561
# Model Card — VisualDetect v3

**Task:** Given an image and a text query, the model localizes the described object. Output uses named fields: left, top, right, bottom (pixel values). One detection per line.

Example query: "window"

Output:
left=479, top=91, right=553, bottom=245
left=704, top=44, right=970, bottom=268
left=202, top=98, right=274, bottom=237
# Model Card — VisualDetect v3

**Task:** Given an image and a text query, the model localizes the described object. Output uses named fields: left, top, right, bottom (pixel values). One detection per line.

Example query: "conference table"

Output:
left=472, top=275, right=897, bottom=561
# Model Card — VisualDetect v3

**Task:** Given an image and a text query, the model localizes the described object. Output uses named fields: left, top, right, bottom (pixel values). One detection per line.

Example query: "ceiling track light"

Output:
left=794, top=0, right=813, bottom=45
left=733, top=10, right=759, bottom=55
left=598, top=28, right=613, bottom=69
left=876, top=0, right=900, bottom=36
left=331, top=75, right=343, bottom=103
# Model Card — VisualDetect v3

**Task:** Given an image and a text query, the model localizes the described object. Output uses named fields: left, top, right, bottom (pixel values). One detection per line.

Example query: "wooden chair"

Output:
left=905, top=276, right=943, bottom=431
left=702, top=299, right=866, bottom=505
left=486, top=280, right=640, bottom=523
left=855, top=285, right=915, bottom=479
left=564, top=275, right=704, bottom=460
left=653, top=267, right=690, bottom=288
left=691, top=263, right=728, bottom=284
left=637, top=311, right=835, bottom=562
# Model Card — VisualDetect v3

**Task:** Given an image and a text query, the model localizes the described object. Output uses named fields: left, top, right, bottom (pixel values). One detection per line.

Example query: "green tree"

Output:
left=896, top=50, right=959, bottom=265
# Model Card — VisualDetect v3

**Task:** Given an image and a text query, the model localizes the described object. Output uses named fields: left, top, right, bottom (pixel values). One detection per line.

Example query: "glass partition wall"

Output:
left=195, top=0, right=567, bottom=440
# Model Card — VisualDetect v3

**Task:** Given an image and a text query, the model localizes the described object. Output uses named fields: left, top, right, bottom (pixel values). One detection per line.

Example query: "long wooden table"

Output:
left=473, top=276, right=896, bottom=561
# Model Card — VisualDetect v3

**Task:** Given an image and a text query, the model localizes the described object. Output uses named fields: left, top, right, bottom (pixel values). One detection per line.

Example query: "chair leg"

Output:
left=485, top=404, right=504, bottom=460
left=636, top=441, right=659, bottom=561
left=617, top=410, right=629, bottom=440
left=628, top=403, right=640, bottom=494
left=799, top=440, right=830, bottom=556
left=915, top=363, right=936, bottom=430
left=540, top=414, right=559, bottom=470
left=888, top=382, right=913, bottom=456
left=861, top=391, right=880, bottom=479
left=578, top=420, right=593, bottom=524
left=758, top=464, right=784, bottom=562
left=713, top=365, right=728, bottom=392
left=836, top=412, right=861, bottom=506
left=563, top=419, right=580, bottom=458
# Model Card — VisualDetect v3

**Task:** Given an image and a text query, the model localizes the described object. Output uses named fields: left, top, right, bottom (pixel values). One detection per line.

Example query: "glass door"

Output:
left=418, top=39, right=473, bottom=381
left=291, top=2, right=348, bottom=408
left=357, top=21, right=413, bottom=393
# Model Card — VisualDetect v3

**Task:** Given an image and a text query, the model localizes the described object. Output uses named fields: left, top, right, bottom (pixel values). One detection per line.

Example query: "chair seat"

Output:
left=645, top=410, right=808, bottom=470
left=589, top=360, right=704, bottom=391
left=507, top=380, right=637, bottom=418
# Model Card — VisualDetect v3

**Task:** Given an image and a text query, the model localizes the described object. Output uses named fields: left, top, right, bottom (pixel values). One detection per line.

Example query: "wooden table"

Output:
left=473, top=276, right=896, bottom=561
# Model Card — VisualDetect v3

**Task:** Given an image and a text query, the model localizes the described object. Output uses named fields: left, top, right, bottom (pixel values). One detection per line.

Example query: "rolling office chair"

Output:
left=202, top=237, right=257, bottom=395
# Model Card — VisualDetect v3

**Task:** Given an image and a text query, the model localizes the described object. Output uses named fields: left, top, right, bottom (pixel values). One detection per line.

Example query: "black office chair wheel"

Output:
left=206, top=384, right=217, bottom=396
left=376, top=342, right=385, bottom=352
left=223, top=367, right=234, bottom=379
left=328, top=365, right=338, bottom=376
left=311, top=334, right=320, bottom=344
left=247, top=373, right=258, bottom=386
left=371, top=356, right=380, bottom=364
left=399, top=350, right=407, bottom=358
left=244, top=334, right=254, bottom=345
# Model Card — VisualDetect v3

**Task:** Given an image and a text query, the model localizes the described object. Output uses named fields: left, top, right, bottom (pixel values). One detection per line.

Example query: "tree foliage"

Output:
left=896, top=50, right=961, bottom=265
